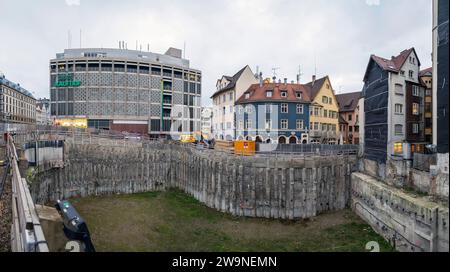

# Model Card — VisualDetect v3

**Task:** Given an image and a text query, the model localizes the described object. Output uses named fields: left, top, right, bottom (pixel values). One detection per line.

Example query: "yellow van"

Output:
left=180, top=134, right=196, bottom=143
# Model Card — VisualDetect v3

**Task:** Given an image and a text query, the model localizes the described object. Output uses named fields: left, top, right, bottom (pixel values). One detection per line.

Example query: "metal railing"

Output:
left=6, top=134, right=49, bottom=252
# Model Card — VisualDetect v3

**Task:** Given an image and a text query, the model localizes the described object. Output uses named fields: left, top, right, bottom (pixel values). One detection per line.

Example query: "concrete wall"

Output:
left=359, top=157, right=449, bottom=200
left=351, top=172, right=448, bottom=252
left=31, top=140, right=358, bottom=219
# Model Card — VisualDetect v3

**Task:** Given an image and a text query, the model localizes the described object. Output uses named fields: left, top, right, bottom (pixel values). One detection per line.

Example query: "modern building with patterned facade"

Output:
left=0, top=72, right=36, bottom=124
left=49, top=47, right=202, bottom=137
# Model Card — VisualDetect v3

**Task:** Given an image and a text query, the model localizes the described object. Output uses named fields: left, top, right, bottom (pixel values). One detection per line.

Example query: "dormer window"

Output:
left=281, top=91, right=287, bottom=98
left=296, top=92, right=302, bottom=99
left=245, top=93, right=250, bottom=99
left=266, top=90, right=273, bottom=98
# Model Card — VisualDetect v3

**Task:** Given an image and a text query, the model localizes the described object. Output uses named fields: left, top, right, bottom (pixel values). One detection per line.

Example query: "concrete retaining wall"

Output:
left=351, top=172, right=449, bottom=252
left=31, top=141, right=358, bottom=219
left=360, top=158, right=449, bottom=200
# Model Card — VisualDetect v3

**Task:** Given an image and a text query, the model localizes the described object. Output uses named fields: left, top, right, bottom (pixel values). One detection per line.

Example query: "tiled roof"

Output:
left=211, top=65, right=250, bottom=98
left=365, top=48, right=420, bottom=80
left=303, top=76, right=329, bottom=100
left=336, top=91, right=361, bottom=112
left=419, top=67, right=432, bottom=76
left=236, top=83, right=311, bottom=104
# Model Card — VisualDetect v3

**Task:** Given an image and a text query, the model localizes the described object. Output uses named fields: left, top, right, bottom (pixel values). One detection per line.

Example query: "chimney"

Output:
left=272, top=76, right=276, bottom=83
left=312, top=75, right=316, bottom=85
left=284, top=78, right=287, bottom=85
left=259, top=72, right=263, bottom=87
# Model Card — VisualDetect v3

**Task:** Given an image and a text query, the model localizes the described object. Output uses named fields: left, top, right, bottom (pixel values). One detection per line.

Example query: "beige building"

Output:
left=0, top=73, right=36, bottom=124
left=304, top=76, right=340, bottom=144
left=211, top=65, right=258, bottom=140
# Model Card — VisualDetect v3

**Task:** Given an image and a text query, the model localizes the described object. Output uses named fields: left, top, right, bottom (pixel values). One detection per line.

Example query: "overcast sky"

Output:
left=0, top=0, right=432, bottom=106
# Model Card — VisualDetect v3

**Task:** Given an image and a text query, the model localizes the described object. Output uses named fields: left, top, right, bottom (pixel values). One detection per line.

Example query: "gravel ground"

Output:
left=0, top=146, right=12, bottom=252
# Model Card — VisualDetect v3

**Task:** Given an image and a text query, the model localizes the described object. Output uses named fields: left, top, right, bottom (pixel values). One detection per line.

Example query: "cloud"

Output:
left=65, top=0, right=80, bottom=6
left=0, top=0, right=432, bottom=105
left=365, top=0, right=380, bottom=6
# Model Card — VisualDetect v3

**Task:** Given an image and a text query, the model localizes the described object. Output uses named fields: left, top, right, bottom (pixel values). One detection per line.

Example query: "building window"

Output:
left=227, top=122, right=232, bottom=129
left=409, top=70, right=414, bottom=78
left=348, top=114, right=352, bottom=121
left=412, top=123, right=419, bottom=134
left=395, top=84, right=403, bottom=95
left=281, top=119, right=288, bottom=129
left=412, top=103, right=419, bottom=115
left=412, top=85, right=420, bottom=96
left=280, top=91, right=287, bottom=97
left=239, top=121, right=243, bottom=129
left=395, top=104, right=403, bottom=114
left=400, top=70, right=405, bottom=76
left=314, top=107, right=319, bottom=116
left=296, top=92, right=302, bottom=99
left=229, top=92, right=233, bottom=101
left=245, top=120, right=252, bottom=129
left=266, top=91, right=273, bottom=97
left=395, top=124, right=403, bottom=136
left=324, top=109, right=328, bottom=118
left=322, top=123, right=328, bottom=131
left=394, top=142, right=403, bottom=154
left=296, top=104, right=304, bottom=114
left=296, top=119, right=304, bottom=130
left=322, top=96, right=328, bottom=104
left=266, top=104, right=272, bottom=113
left=349, top=126, right=353, bottom=132
left=245, top=105, right=253, bottom=114
left=265, top=119, right=272, bottom=130
left=281, top=103, right=288, bottom=113
left=245, top=93, right=250, bottom=99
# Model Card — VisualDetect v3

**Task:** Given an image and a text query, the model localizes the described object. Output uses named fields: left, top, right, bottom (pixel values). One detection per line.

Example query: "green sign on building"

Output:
left=55, top=73, right=81, bottom=87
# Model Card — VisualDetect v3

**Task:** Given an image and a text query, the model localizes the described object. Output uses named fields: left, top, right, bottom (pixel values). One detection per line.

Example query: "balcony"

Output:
left=309, top=131, right=323, bottom=138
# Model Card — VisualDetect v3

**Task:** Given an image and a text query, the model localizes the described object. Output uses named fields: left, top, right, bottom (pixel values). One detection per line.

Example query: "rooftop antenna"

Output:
left=147, top=43, right=150, bottom=52
left=271, top=67, right=280, bottom=78
left=314, top=52, right=318, bottom=77
left=297, top=65, right=304, bottom=84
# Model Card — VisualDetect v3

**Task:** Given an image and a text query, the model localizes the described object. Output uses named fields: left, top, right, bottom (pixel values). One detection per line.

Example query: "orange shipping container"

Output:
left=234, top=140, right=256, bottom=156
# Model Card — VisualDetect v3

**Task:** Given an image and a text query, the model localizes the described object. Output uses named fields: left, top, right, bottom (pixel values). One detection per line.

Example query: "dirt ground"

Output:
left=0, top=146, right=12, bottom=252
left=71, top=189, right=394, bottom=252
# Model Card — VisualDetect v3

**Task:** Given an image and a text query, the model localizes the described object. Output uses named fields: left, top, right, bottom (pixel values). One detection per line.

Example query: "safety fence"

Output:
left=6, top=134, right=49, bottom=252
